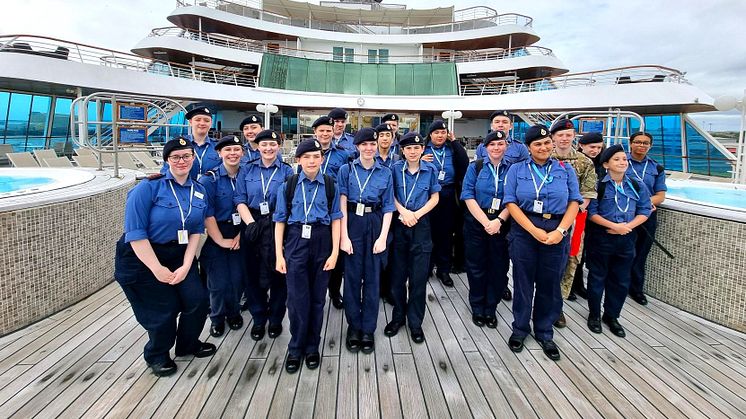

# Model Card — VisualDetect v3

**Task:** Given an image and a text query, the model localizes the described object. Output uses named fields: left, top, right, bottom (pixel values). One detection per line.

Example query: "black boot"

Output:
left=572, top=263, right=587, bottom=299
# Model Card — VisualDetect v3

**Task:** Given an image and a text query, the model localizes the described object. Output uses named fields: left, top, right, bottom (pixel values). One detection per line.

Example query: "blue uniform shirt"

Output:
left=160, top=135, right=221, bottom=180
left=424, top=142, right=456, bottom=185
left=335, top=132, right=357, bottom=153
left=200, top=164, right=241, bottom=222
left=234, top=158, right=293, bottom=211
left=503, top=158, right=584, bottom=214
left=320, top=145, right=350, bottom=179
left=337, top=159, right=396, bottom=213
left=392, top=160, right=441, bottom=211
left=460, top=157, right=510, bottom=208
left=375, top=149, right=399, bottom=170
left=124, top=171, right=208, bottom=243
left=626, top=153, right=667, bottom=195
left=240, top=145, right=261, bottom=165
left=589, top=174, right=652, bottom=223
left=475, top=137, right=529, bottom=165
left=273, top=171, right=343, bottom=225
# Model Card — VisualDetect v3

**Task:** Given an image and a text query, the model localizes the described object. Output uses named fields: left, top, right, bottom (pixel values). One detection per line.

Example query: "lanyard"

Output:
left=353, top=163, right=376, bottom=201
left=402, top=165, right=421, bottom=207
left=260, top=166, right=279, bottom=200
left=193, top=143, right=209, bottom=172
left=432, top=147, right=446, bottom=170
left=613, top=179, right=640, bottom=213
left=487, top=162, right=503, bottom=197
left=322, top=149, right=332, bottom=174
left=301, top=180, right=320, bottom=224
left=528, top=162, right=552, bottom=200
left=629, top=160, right=649, bottom=181
left=229, top=176, right=236, bottom=191
left=168, top=180, right=194, bottom=230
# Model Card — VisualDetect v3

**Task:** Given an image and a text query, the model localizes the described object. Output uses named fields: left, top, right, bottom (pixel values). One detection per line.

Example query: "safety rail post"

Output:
left=111, top=95, right=120, bottom=178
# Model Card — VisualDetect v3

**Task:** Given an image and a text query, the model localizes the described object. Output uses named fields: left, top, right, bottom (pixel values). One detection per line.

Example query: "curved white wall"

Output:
left=132, top=35, right=264, bottom=66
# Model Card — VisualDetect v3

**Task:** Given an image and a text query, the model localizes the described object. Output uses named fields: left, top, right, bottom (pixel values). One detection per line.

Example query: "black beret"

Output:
left=374, top=123, right=392, bottom=133
left=399, top=132, right=424, bottom=148
left=524, top=124, right=551, bottom=146
left=239, top=115, right=263, bottom=131
left=328, top=108, right=348, bottom=120
left=549, top=118, right=575, bottom=134
left=381, top=113, right=399, bottom=123
left=215, top=135, right=242, bottom=151
left=253, top=129, right=280, bottom=144
left=162, top=136, right=194, bottom=161
left=483, top=130, right=507, bottom=146
left=599, top=143, right=625, bottom=164
left=185, top=107, right=212, bottom=120
left=295, top=138, right=323, bottom=157
left=489, top=110, right=514, bottom=121
left=427, top=120, right=448, bottom=135
left=312, top=116, right=334, bottom=129
left=630, top=131, right=653, bottom=143
left=353, top=127, right=378, bottom=145
left=578, top=132, right=604, bottom=145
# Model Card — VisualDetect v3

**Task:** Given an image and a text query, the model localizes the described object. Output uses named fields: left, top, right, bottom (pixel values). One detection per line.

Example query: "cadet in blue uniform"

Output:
left=329, top=108, right=356, bottom=153
left=274, top=138, right=342, bottom=373
left=461, top=131, right=513, bottom=329
left=200, top=135, right=245, bottom=338
left=384, top=132, right=440, bottom=343
left=114, top=137, right=216, bottom=377
left=475, top=110, right=530, bottom=166
left=586, top=144, right=651, bottom=337
left=163, top=107, right=221, bottom=181
left=240, top=115, right=263, bottom=163
left=374, top=122, right=398, bottom=305
left=381, top=113, right=401, bottom=156
left=626, top=132, right=666, bottom=306
left=421, top=120, right=469, bottom=287
left=338, top=128, right=395, bottom=353
left=235, top=130, right=294, bottom=341
left=503, top=125, right=583, bottom=361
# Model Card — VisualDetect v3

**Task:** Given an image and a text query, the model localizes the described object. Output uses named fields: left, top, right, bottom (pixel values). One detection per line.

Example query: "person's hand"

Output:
left=170, top=265, right=189, bottom=285
left=484, top=219, right=502, bottom=235
left=531, top=227, right=549, bottom=243
left=651, top=203, right=657, bottom=212
left=448, top=131, right=456, bottom=142
left=421, top=154, right=434, bottom=163
left=323, top=254, right=338, bottom=271
left=219, top=238, right=234, bottom=249
left=153, top=265, right=175, bottom=284
left=373, top=237, right=387, bottom=254
left=340, top=237, right=353, bottom=255
left=276, top=255, right=287, bottom=274
left=607, top=222, right=632, bottom=235
left=230, top=234, right=241, bottom=251
left=400, top=209, right=418, bottom=227
left=543, top=230, right=564, bottom=245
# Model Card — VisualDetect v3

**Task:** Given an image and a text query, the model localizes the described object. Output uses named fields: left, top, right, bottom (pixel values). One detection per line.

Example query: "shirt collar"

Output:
left=164, top=169, right=194, bottom=186
left=354, top=157, right=382, bottom=170
left=299, top=170, right=325, bottom=185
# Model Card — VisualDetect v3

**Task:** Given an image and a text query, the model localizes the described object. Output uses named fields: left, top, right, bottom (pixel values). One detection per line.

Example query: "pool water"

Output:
left=666, top=182, right=746, bottom=210
left=0, top=176, right=56, bottom=193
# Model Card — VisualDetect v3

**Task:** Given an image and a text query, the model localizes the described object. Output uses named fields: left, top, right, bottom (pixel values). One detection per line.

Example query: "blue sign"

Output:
left=118, top=104, right=146, bottom=121
left=119, top=127, right=147, bottom=143
left=580, top=119, right=604, bottom=133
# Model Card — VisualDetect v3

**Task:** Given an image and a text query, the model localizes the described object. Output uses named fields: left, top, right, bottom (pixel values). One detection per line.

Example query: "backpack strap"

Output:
left=656, top=163, right=664, bottom=175
left=474, top=159, right=483, bottom=176
left=323, top=174, right=336, bottom=213
left=284, top=173, right=300, bottom=216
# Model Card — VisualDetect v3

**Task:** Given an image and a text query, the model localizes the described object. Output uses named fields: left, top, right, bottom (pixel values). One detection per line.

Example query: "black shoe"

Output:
left=384, top=320, right=403, bottom=337
left=536, top=339, right=561, bottom=361
left=508, top=334, right=525, bottom=353
left=472, top=315, right=485, bottom=327
left=227, top=315, right=244, bottom=330
left=382, top=294, right=395, bottom=306
left=484, top=316, right=498, bottom=329
left=630, top=292, right=648, bottom=306
left=451, top=265, right=465, bottom=274
left=176, top=342, right=217, bottom=358
left=553, top=312, right=567, bottom=328
left=285, top=355, right=301, bottom=374
left=268, top=324, right=283, bottom=338
left=250, top=324, right=265, bottom=341
left=502, top=288, right=512, bottom=301
left=574, top=286, right=588, bottom=300
left=360, top=333, right=375, bottom=354
left=602, top=315, right=626, bottom=338
left=410, top=328, right=425, bottom=344
left=210, top=322, right=225, bottom=337
left=149, top=359, right=177, bottom=377
left=331, top=295, right=344, bottom=309
left=305, top=352, right=321, bottom=369
left=567, top=291, right=577, bottom=301
left=587, top=317, right=602, bottom=334
left=436, top=271, right=454, bottom=287
left=345, top=327, right=361, bottom=353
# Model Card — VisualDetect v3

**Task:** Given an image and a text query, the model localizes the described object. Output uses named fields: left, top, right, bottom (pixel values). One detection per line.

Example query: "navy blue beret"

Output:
left=630, top=131, right=653, bottom=143
left=599, top=143, right=625, bottom=164
left=354, top=127, right=378, bottom=145
left=253, top=129, right=280, bottom=144
left=399, top=132, right=424, bottom=148
left=483, top=130, right=507, bottom=146
left=489, top=110, right=514, bottom=121
left=578, top=132, right=604, bottom=145
left=295, top=138, right=323, bottom=157
left=215, top=135, right=242, bottom=150
left=328, top=108, right=348, bottom=120
left=427, top=120, right=448, bottom=135
left=312, top=116, right=334, bottom=129
left=374, top=123, right=392, bottom=133
left=162, top=136, right=194, bottom=161
left=239, top=114, right=263, bottom=130
left=185, top=107, right=213, bottom=120
left=549, top=118, right=575, bottom=134
left=381, top=113, right=399, bottom=123
left=524, top=125, right=551, bottom=145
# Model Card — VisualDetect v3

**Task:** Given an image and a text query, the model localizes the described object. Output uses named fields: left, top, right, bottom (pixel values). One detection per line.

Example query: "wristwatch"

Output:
left=556, top=227, right=568, bottom=237
left=497, top=217, right=505, bottom=224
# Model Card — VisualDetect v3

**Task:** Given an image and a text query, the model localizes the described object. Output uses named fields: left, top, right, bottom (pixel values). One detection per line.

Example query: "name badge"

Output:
left=533, top=200, right=544, bottom=214
left=194, top=191, right=204, bottom=200
left=301, top=224, right=312, bottom=239
left=355, top=202, right=365, bottom=217
left=260, top=201, right=270, bottom=215
left=231, top=212, right=241, bottom=225
left=177, top=229, right=189, bottom=244
left=438, top=171, right=446, bottom=181
left=491, top=198, right=501, bottom=211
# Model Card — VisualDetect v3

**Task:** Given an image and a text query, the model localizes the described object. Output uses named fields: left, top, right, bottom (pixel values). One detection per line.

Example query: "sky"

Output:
left=1, top=0, right=744, bottom=130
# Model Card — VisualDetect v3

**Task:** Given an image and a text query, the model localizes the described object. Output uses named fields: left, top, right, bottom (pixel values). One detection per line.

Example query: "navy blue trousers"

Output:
left=201, top=222, right=243, bottom=324
left=429, top=184, right=457, bottom=274
left=344, top=210, right=384, bottom=334
left=586, top=228, right=636, bottom=319
left=284, top=224, right=331, bottom=357
left=115, top=237, right=208, bottom=365
left=630, top=211, right=657, bottom=295
left=390, top=217, right=432, bottom=329
left=463, top=212, right=510, bottom=318
left=244, top=215, right=287, bottom=326
left=508, top=217, right=569, bottom=341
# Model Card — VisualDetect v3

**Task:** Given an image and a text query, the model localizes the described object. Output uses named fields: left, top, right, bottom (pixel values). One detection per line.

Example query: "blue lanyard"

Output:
left=353, top=163, right=376, bottom=202
left=301, top=180, right=320, bottom=224
left=487, top=162, right=503, bottom=197
left=432, top=147, right=446, bottom=170
left=528, top=162, right=552, bottom=200
left=401, top=165, right=421, bottom=207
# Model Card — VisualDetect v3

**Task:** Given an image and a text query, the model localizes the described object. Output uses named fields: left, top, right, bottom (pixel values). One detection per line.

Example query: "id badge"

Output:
left=491, top=198, right=501, bottom=211
left=177, top=229, right=189, bottom=244
left=533, top=200, right=544, bottom=214
left=355, top=202, right=365, bottom=217
left=259, top=201, right=270, bottom=215
left=231, top=212, right=241, bottom=225
left=301, top=224, right=312, bottom=239
left=438, top=171, right=446, bottom=181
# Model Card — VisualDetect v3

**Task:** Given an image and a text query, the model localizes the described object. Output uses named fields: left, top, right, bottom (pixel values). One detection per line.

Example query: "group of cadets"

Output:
left=115, top=106, right=666, bottom=377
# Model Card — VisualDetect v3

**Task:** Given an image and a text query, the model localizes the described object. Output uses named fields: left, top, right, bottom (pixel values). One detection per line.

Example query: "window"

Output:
left=368, top=49, right=377, bottom=64
left=333, top=47, right=343, bottom=62
left=344, top=48, right=354, bottom=63
left=378, top=49, right=389, bottom=64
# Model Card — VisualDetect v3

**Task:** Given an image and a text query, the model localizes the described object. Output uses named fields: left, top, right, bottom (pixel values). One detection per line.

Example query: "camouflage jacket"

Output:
left=551, top=148, right=598, bottom=199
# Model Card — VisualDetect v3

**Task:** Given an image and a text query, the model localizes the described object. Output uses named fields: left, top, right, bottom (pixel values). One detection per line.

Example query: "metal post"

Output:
left=680, top=112, right=689, bottom=173
left=736, top=90, right=746, bottom=183
left=95, top=98, right=103, bottom=170
left=111, top=95, right=119, bottom=178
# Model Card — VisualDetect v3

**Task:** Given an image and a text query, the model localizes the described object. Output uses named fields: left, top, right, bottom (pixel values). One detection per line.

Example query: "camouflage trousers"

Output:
left=560, top=233, right=583, bottom=299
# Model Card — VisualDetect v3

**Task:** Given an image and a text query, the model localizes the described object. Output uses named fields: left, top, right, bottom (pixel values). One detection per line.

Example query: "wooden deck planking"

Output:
left=373, top=303, right=402, bottom=419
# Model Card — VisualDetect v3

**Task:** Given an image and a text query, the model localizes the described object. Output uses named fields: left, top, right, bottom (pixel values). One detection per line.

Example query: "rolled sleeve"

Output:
left=460, top=164, right=477, bottom=201
left=123, top=181, right=153, bottom=243
left=272, top=182, right=289, bottom=223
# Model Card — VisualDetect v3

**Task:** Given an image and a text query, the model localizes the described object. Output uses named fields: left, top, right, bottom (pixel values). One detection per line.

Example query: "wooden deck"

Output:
left=0, top=273, right=745, bottom=419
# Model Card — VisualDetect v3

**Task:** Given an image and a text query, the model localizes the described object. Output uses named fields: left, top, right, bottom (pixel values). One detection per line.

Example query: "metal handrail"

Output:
left=147, top=26, right=555, bottom=64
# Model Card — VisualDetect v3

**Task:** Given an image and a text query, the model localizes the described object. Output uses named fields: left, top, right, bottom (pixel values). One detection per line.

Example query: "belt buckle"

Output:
left=487, top=208, right=496, bottom=215
left=365, top=207, right=372, bottom=213
left=542, top=213, right=551, bottom=220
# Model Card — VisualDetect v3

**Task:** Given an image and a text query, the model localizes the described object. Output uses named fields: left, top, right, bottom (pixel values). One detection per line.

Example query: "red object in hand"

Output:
left=570, top=211, right=587, bottom=257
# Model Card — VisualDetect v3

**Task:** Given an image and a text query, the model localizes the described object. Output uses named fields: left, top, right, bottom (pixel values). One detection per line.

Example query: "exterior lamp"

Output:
left=256, top=104, right=279, bottom=129
left=441, top=110, right=463, bottom=135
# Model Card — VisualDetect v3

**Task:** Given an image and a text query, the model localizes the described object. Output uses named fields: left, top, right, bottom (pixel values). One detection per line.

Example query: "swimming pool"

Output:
left=666, top=180, right=746, bottom=210
left=0, top=168, right=95, bottom=198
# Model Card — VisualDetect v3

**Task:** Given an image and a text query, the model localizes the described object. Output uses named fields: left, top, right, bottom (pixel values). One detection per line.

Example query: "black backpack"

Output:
left=596, top=177, right=642, bottom=201
left=284, top=173, right=336, bottom=215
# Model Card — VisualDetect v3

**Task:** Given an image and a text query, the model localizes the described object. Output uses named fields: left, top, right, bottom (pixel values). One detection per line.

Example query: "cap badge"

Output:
left=179, top=139, right=186, bottom=145
left=344, top=113, right=348, bottom=119
left=392, top=115, right=397, bottom=120
left=415, top=136, right=420, bottom=142
left=272, top=132, right=277, bottom=139
left=541, top=129, right=547, bottom=136
left=314, top=140, right=321, bottom=148
left=251, top=116, right=257, bottom=122
left=233, top=137, right=239, bottom=143
left=204, top=108, right=209, bottom=113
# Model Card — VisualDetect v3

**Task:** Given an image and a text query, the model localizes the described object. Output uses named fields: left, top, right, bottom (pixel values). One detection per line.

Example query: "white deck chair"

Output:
left=7, top=152, right=40, bottom=167
left=72, top=155, right=100, bottom=168
left=32, top=149, right=58, bottom=165
left=118, top=152, right=143, bottom=170
left=75, top=148, right=96, bottom=158
left=43, top=157, right=74, bottom=167
left=130, top=151, right=162, bottom=171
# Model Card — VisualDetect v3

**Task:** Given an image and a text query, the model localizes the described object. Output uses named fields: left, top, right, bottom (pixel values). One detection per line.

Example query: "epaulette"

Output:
left=203, top=170, right=218, bottom=182
left=146, top=173, right=165, bottom=180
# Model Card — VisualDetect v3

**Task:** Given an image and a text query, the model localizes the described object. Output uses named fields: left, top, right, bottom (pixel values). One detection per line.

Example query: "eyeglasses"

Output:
left=631, top=141, right=651, bottom=146
left=167, top=153, right=195, bottom=163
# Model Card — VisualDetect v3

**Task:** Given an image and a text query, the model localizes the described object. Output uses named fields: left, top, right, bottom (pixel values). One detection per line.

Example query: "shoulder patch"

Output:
left=146, top=173, right=165, bottom=180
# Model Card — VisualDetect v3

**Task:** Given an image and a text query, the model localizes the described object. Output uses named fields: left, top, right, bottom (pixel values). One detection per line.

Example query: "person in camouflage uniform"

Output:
left=548, top=119, right=598, bottom=328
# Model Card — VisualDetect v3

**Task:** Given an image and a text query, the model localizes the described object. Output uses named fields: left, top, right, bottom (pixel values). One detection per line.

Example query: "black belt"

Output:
left=347, top=202, right=382, bottom=213
left=522, top=209, right=563, bottom=220
left=249, top=207, right=272, bottom=219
